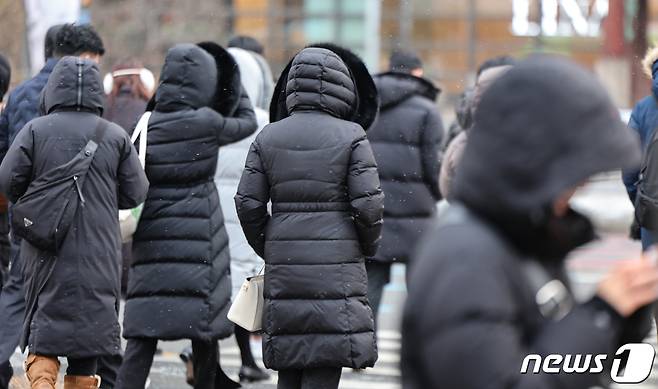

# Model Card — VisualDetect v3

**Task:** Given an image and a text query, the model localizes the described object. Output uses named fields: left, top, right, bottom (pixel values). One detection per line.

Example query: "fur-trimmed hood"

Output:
left=270, top=43, right=379, bottom=130
left=642, top=47, right=658, bottom=80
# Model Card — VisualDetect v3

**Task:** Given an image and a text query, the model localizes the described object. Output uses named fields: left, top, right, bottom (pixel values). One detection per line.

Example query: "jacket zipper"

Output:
left=73, top=175, right=85, bottom=205
left=76, top=60, right=82, bottom=111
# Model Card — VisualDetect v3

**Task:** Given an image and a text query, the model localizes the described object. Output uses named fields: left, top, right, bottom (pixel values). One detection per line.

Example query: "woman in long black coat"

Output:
left=235, top=47, right=384, bottom=389
left=0, top=56, right=148, bottom=387
left=117, top=43, right=258, bottom=389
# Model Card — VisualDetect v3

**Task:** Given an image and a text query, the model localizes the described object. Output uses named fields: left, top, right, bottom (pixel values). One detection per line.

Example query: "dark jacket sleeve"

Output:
left=235, top=140, right=270, bottom=258
left=622, top=107, right=642, bottom=204
left=421, top=108, right=443, bottom=200
left=214, top=89, right=258, bottom=146
left=0, top=124, right=34, bottom=203
left=348, top=134, right=384, bottom=257
left=117, top=133, right=149, bottom=209
left=409, top=259, right=632, bottom=389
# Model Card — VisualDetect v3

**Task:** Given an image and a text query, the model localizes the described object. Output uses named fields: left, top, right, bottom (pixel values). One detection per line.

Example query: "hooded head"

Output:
left=42, top=56, right=104, bottom=115
left=284, top=47, right=355, bottom=119
left=453, top=56, right=639, bottom=256
left=155, top=44, right=217, bottom=112
left=228, top=47, right=265, bottom=110
left=271, top=44, right=379, bottom=130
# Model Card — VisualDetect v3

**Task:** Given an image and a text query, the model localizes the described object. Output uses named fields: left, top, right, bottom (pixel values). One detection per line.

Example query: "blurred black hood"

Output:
left=375, top=71, right=440, bottom=109
left=452, top=56, right=640, bottom=259
left=42, top=56, right=104, bottom=115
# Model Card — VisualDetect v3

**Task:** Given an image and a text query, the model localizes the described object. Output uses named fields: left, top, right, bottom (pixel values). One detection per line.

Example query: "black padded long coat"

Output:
left=122, top=43, right=257, bottom=341
left=367, top=72, right=443, bottom=264
left=235, top=47, right=384, bottom=370
left=0, top=57, right=148, bottom=357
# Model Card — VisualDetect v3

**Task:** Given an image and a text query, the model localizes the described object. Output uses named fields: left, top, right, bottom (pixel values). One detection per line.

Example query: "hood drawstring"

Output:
left=76, top=59, right=83, bottom=111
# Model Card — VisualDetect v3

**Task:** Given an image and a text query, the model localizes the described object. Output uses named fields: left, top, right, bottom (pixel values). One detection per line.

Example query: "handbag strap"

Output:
left=131, top=112, right=151, bottom=168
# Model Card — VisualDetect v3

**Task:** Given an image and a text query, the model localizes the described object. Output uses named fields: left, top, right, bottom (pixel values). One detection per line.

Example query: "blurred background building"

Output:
left=1, top=0, right=658, bottom=111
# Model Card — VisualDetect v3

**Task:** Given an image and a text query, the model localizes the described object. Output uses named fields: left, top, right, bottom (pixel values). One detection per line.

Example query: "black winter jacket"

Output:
left=367, top=72, right=442, bottom=263
left=402, top=57, right=646, bottom=389
left=0, top=57, right=148, bottom=358
left=122, top=44, right=257, bottom=341
left=236, top=47, right=384, bottom=369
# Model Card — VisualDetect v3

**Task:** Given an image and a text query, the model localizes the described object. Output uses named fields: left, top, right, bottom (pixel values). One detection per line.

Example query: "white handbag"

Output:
left=228, top=267, right=265, bottom=332
left=118, top=112, right=150, bottom=242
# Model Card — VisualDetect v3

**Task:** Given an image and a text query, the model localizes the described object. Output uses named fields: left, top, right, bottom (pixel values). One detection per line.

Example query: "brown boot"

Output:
left=64, top=375, right=101, bottom=389
left=24, top=354, right=60, bottom=389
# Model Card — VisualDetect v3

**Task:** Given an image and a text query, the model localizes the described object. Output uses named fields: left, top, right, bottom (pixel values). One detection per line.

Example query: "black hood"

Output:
left=42, top=56, right=104, bottom=115
left=375, top=71, right=440, bottom=109
left=155, top=44, right=217, bottom=112
left=452, top=56, right=640, bottom=258
left=197, top=41, right=243, bottom=116
left=271, top=43, right=379, bottom=130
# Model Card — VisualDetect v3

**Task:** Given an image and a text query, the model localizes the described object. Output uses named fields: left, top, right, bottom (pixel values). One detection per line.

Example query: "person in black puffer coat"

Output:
left=236, top=46, right=384, bottom=389
left=366, top=50, right=443, bottom=322
left=402, top=56, right=656, bottom=389
left=117, top=43, right=258, bottom=389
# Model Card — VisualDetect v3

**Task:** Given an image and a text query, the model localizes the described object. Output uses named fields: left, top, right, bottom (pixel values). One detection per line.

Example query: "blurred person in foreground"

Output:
left=0, top=56, right=148, bottom=389
left=236, top=45, right=383, bottom=389
left=402, top=56, right=656, bottom=389
left=439, top=55, right=515, bottom=200
left=116, top=42, right=258, bottom=389
left=623, top=47, right=658, bottom=250
left=0, top=24, right=114, bottom=389
left=365, top=50, right=443, bottom=324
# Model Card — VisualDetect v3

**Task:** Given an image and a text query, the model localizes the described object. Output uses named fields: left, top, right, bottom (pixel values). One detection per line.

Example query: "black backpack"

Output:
left=635, top=129, right=658, bottom=229
left=11, top=119, right=108, bottom=252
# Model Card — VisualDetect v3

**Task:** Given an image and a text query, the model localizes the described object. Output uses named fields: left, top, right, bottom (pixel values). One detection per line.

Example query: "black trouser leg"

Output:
left=191, top=339, right=217, bottom=389
left=97, top=354, right=122, bottom=388
left=67, top=357, right=98, bottom=376
left=301, top=367, right=342, bottom=389
left=116, top=338, right=157, bottom=389
left=0, top=236, right=24, bottom=365
left=235, top=325, right=257, bottom=368
left=365, top=261, right=391, bottom=327
left=277, top=369, right=302, bottom=389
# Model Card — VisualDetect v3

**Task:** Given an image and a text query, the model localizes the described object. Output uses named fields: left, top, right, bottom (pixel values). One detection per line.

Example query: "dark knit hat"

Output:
left=389, top=50, right=422, bottom=73
left=0, top=53, right=10, bottom=102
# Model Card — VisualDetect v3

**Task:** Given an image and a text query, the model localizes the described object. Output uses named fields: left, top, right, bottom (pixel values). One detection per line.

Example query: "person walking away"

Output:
left=103, top=59, right=154, bottom=136
left=0, top=53, right=10, bottom=289
left=236, top=46, right=384, bottom=389
left=102, top=58, right=154, bottom=299
left=439, top=56, right=514, bottom=200
left=117, top=43, right=258, bottom=389
left=0, top=24, right=119, bottom=389
left=402, top=56, right=657, bottom=389
left=0, top=56, right=148, bottom=389
left=228, top=36, right=274, bottom=111
left=365, top=50, right=443, bottom=324
left=623, top=46, right=658, bottom=250
left=214, top=46, right=270, bottom=383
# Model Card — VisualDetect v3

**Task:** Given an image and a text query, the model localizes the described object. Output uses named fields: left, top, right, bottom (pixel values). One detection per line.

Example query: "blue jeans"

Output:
left=641, top=228, right=655, bottom=251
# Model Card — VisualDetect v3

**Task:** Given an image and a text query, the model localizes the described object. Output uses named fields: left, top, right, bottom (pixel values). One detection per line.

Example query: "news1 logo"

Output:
left=520, top=343, right=656, bottom=383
